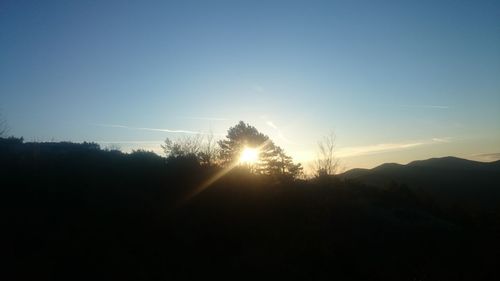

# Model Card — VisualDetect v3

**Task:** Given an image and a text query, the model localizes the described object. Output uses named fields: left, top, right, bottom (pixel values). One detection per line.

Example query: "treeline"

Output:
left=161, top=121, right=304, bottom=179
left=1, top=131, right=500, bottom=280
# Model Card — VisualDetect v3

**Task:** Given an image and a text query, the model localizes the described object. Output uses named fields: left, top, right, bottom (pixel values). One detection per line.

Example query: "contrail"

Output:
left=337, top=137, right=452, bottom=158
left=177, top=116, right=229, bottom=121
left=94, top=123, right=204, bottom=134
left=400, top=105, right=450, bottom=109
left=96, top=140, right=162, bottom=144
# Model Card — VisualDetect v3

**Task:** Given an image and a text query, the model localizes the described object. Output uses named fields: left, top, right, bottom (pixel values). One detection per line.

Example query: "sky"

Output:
left=1, top=0, right=499, bottom=170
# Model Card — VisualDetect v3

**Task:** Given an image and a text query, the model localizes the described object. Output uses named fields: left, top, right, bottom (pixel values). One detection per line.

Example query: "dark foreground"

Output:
left=2, top=138, right=500, bottom=280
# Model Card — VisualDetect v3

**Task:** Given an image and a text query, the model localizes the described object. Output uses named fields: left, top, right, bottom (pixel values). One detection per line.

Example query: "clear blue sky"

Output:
left=1, top=0, right=499, bottom=169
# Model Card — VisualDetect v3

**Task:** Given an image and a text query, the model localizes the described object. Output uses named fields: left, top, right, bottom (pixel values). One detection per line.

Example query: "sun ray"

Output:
left=175, top=140, right=272, bottom=207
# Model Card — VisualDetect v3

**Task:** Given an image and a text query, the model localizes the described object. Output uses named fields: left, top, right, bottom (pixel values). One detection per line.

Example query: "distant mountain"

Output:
left=340, top=156, right=500, bottom=207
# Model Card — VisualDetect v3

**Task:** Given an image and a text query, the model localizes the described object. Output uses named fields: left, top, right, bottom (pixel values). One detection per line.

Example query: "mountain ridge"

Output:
left=340, top=156, right=500, bottom=207
left=343, top=156, right=500, bottom=176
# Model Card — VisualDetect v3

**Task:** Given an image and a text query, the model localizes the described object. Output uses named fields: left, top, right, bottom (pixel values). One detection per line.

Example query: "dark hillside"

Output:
left=2, top=138, right=500, bottom=281
left=341, top=156, right=500, bottom=207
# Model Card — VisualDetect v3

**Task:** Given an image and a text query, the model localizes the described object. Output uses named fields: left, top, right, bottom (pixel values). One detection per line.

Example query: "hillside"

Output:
left=341, top=156, right=500, bottom=207
left=2, top=138, right=500, bottom=280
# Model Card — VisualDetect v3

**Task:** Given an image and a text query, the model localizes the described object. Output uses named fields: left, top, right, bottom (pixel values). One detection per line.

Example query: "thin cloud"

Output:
left=96, top=140, right=163, bottom=144
left=177, top=117, right=229, bottom=121
left=432, top=137, right=452, bottom=143
left=472, top=153, right=500, bottom=161
left=95, top=123, right=203, bottom=134
left=423, top=105, right=449, bottom=109
left=337, top=142, right=425, bottom=158
left=337, top=137, right=451, bottom=158
left=264, top=119, right=298, bottom=145
left=401, top=105, right=450, bottom=109
left=266, top=121, right=277, bottom=129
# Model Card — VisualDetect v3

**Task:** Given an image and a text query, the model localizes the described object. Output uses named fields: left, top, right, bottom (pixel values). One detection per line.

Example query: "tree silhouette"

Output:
left=162, top=133, right=220, bottom=166
left=162, top=135, right=202, bottom=159
left=218, top=121, right=302, bottom=178
left=198, top=131, right=220, bottom=167
left=265, top=146, right=303, bottom=179
left=314, top=132, right=339, bottom=177
left=218, top=121, right=269, bottom=165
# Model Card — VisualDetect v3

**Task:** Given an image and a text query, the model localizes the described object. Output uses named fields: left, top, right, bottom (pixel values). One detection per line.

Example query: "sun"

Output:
left=240, top=147, right=259, bottom=164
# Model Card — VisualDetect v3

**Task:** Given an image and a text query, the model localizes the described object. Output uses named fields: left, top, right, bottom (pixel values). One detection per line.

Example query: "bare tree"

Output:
left=161, top=132, right=221, bottom=166
left=198, top=130, right=220, bottom=166
left=162, top=134, right=203, bottom=158
left=314, top=132, right=339, bottom=177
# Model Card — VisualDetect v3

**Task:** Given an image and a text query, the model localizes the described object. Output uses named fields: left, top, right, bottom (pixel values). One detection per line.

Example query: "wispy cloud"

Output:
left=401, top=105, right=450, bottom=109
left=337, top=137, right=452, bottom=158
left=264, top=119, right=298, bottom=145
left=431, top=137, right=452, bottom=143
left=95, top=123, right=203, bottom=134
left=266, top=121, right=277, bottom=129
left=96, top=140, right=163, bottom=144
left=177, top=116, right=229, bottom=121
left=337, top=142, right=425, bottom=158
left=472, top=153, right=500, bottom=161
